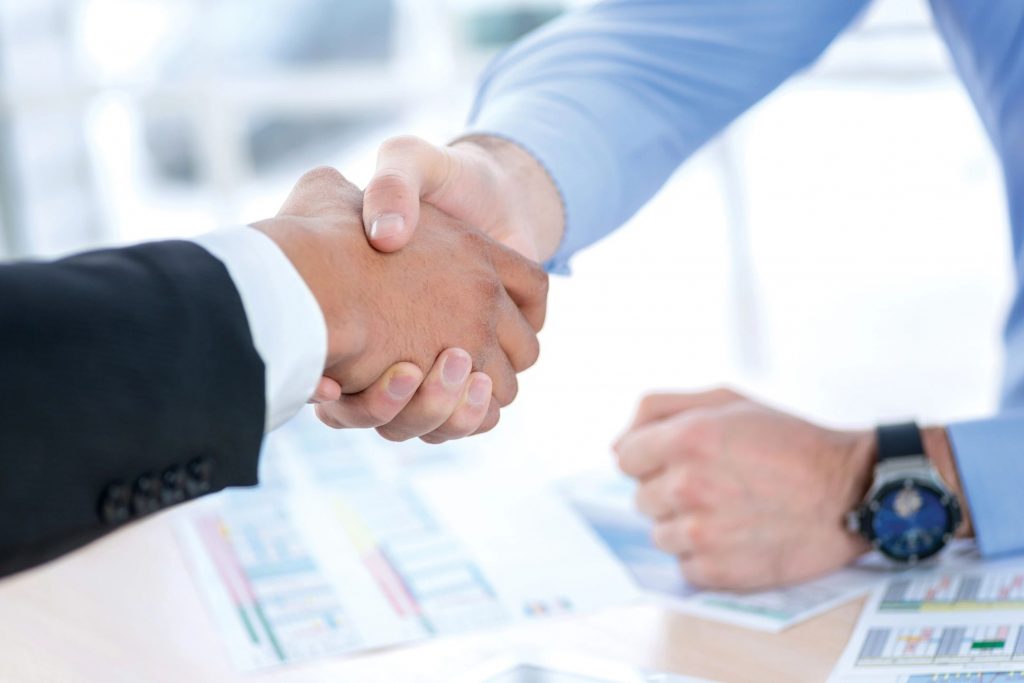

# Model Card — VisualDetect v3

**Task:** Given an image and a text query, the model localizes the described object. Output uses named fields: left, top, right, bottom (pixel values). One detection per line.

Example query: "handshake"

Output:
left=255, top=135, right=559, bottom=444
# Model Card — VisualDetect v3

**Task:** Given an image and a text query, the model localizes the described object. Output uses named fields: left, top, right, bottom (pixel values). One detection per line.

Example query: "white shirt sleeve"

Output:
left=192, top=226, right=327, bottom=432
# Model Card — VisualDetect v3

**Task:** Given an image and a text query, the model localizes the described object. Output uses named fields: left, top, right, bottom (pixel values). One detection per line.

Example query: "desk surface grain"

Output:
left=0, top=511, right=863, bottom=683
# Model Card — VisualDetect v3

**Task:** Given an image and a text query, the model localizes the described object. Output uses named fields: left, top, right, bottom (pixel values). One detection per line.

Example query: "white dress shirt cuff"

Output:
left=192, top=226, right=327, bottom=432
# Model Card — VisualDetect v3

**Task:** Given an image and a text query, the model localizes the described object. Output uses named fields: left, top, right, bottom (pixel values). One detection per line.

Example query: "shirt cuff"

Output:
left=192, top=227, right=327, bottom=432
left=947, top=413, right=1024, bottom=557
left=467, top=92, right=622, bottom=275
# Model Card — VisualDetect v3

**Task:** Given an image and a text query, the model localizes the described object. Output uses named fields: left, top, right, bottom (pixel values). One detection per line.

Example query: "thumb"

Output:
left=363, top=136, right=453, bottom=252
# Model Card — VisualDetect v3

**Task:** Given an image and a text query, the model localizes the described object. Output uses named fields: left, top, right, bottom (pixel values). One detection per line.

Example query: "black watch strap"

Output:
left=876, top=422, right=924, bottom=463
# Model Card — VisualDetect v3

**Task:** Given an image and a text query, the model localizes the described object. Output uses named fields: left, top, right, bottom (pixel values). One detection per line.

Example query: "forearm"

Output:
left=0, top=242, right=265, bottom=578
left=466, top=0, right=870, bottom=269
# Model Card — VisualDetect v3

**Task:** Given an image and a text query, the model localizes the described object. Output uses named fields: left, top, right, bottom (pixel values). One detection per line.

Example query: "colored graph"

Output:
left=194, top=495, right=360, bottom=665
left=882, top=572, right=1024, bottom=612
left=331, top=483, right=511, bottom=635
left=906, top=674, right=1024, bottom=682
left=857, top=623, right=1024, bottom=666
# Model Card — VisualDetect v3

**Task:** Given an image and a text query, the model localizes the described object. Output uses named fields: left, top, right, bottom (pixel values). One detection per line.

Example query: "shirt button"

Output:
left=161, top=465, right=188, bottom=506
left=131, top=473, right=163, bottom=517
left=98, top=482, right=131, bottom=526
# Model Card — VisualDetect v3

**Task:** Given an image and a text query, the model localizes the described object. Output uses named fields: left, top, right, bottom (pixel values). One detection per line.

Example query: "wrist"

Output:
left=251, top=216, right=369, bottom=371
left=837, top=429, right=877, bottom=515
left=452, top=135, right=565, bottom=262
left=922, top=425, right=973, bottom=537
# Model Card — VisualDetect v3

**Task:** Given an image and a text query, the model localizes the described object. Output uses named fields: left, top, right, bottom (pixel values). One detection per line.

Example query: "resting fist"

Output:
left=615, top=388, right=875, bottom=590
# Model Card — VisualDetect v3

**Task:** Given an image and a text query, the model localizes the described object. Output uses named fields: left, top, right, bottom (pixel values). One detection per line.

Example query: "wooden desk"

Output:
left=0, top=510, right=862, bottom=683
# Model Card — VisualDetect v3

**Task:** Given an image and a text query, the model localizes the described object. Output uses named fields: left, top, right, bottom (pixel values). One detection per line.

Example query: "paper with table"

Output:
left=177, top=411, right=640, bottom=670
left=830, top=545, right=1024, bottom=682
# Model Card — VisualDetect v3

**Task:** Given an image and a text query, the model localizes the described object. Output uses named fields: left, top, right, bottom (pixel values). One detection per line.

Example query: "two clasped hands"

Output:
left=257, top=134, right=933, bottom=592
left=255, top=156, right=548, bottom=445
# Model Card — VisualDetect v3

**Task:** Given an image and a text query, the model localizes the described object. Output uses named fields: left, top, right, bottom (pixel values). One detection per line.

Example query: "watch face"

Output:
left=869, top=479, right=956, bottom=562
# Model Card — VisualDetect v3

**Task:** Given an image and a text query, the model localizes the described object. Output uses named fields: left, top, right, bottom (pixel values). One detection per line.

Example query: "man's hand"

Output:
left=254, top=167, right=548, bottom=443
left=311, top=135, right=562, bottom=437
left=614, top=388, right=875, bottom=590
left=362, top=135, right=565, bottom=261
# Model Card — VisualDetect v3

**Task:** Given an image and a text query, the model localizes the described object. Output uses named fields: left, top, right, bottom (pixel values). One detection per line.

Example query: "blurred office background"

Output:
left=0, top=0, right=1010, bottom=478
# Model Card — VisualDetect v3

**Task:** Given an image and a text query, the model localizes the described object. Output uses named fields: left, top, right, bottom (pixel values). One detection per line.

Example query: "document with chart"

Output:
left=830, top=550, right=1024, bottom=682
left=176, top=413, right=639, bottom=671
left=561, top=473, right=885, bottom=632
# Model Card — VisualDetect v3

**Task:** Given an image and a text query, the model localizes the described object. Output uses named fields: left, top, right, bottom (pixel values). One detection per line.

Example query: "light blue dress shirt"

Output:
left=467, top=0, right=1024, bottom=557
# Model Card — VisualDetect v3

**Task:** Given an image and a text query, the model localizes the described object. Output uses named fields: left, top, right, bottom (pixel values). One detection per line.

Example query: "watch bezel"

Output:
left=858, top=477, right=961, bottom=563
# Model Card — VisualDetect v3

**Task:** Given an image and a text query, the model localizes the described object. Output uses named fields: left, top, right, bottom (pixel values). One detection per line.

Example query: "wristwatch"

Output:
left=846, top=422, right=961, bottom=563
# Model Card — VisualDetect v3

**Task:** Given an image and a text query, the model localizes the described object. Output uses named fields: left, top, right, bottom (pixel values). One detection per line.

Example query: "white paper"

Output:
left=829, top=549, right=1024, bottom=682
left=561, top=472, right=885, bottom=632
left=177, top=414, right=639, bottom=671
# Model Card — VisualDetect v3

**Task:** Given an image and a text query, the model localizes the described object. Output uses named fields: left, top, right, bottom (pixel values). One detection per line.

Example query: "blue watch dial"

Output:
left=870, top=480, right=954, bottom=562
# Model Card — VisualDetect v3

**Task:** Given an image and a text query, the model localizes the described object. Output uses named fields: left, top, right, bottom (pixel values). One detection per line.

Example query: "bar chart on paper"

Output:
left=856, top=624, right=1024, bottom=667
left=903, top=674, right=1024, bottom=682
left=330, top=483, right=512, bottom=635
left=881, top=572, right=1024, bottom=612
left=178, top=421, right=639, bottom=672
left=185, top=496, right=363, bottom=669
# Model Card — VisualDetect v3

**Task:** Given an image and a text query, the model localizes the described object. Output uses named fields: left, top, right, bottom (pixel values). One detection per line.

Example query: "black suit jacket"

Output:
left=0, top=241, right=265, bottom=578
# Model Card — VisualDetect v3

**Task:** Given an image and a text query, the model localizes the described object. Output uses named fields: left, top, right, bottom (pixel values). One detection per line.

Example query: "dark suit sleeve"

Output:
left=0, top=240, right=266, bottom=578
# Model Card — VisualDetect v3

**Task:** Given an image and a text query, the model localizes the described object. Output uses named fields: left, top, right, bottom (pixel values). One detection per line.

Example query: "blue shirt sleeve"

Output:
left=467, top=0, right=870, bottom=272
left=931, top=1, right=1024, bottom=559
left=948, top=416, right=1024, bottom=557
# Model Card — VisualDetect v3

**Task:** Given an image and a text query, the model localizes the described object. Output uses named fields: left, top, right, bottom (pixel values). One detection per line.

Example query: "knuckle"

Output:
left=637, top=393, right=662, bottom=418
left=299, top=165, right=345, bottom=187
left=360, top=399, right=396, bottom=428
left=475, top=406, right=501, bottom=435
left=672, top=414, right=717, bottom=453
left=479, top=275, right=504, bottom=302
left=535, top=268, right=550, bottom=295
left=314, top=405, right=345, bottom=429
left=494, top=374, right=519, bottom=407
left=434, top=411, right=480, bottom=441
left=668, top=470, right=697, bottom=503
left=461, top=228, right=492, bottom=252
left=683, top=517, right=711, bottom=551
left=365, top=169, right=413, bottom=198
left=379, top=134, right=427, bottom=156
left=375, top=425, right=413, bottom=443
left=651, top=521, right=674, bottom=551
left=712, top=385, right=742, bottom=402
left=516, top=334, right=541, bottom=371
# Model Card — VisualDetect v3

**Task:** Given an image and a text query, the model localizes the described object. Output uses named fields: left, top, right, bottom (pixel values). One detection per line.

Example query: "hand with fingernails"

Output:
left=309, top=135, right=562, bottom=441
left=256, top=166, right=548, bottom=444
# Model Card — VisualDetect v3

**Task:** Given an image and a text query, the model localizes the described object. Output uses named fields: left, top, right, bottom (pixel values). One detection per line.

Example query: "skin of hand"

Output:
left=615, top=388, right=973, bottom=590
left=253, top=166, right=548, bottom=443
left=616, top=388, right=866, bottom=590
left=362, top=134, right=565, bottom=261
left=311, top=134, right=563, bottom=432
